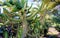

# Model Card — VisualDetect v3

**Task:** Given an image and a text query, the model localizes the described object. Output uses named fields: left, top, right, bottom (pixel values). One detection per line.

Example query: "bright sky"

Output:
left=28, top=0, right=42, bottom=7
left=0, top=0, right=5, bottom=2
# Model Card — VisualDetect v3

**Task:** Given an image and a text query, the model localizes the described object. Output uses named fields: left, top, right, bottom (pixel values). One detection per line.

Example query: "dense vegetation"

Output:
left=0, top=0, right=60, bottom=38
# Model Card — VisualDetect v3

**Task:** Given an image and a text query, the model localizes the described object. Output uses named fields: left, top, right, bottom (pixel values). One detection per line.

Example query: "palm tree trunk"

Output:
left=21, top=20, right=28, bottom=38
left=39, top=11, right=47, bottom=37
left=19, top=11, right=28, bottom=38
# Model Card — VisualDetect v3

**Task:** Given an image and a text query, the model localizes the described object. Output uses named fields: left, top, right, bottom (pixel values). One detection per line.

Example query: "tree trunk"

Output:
left=21, top=20, right=28, bottom=38
left=19, top=11, right=28, bottom=38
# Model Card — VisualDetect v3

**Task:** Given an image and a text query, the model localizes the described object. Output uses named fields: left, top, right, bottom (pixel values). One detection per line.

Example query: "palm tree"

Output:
left=37, top=0, right=60, bottom=37
left=1, top=0, right=28, bottom=38
left=0, top=0, right=60, bottom=38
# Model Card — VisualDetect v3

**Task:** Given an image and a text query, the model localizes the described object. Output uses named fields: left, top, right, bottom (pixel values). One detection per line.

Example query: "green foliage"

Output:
left=0, top=0, right=60, bottom=38
left=4, top=31, right=8, bottom=38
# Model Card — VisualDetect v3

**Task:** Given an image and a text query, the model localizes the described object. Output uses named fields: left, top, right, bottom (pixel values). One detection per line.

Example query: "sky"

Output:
left=28, top=0, right=42, bottom=7
left=0, top=0, right=5, bottom=2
